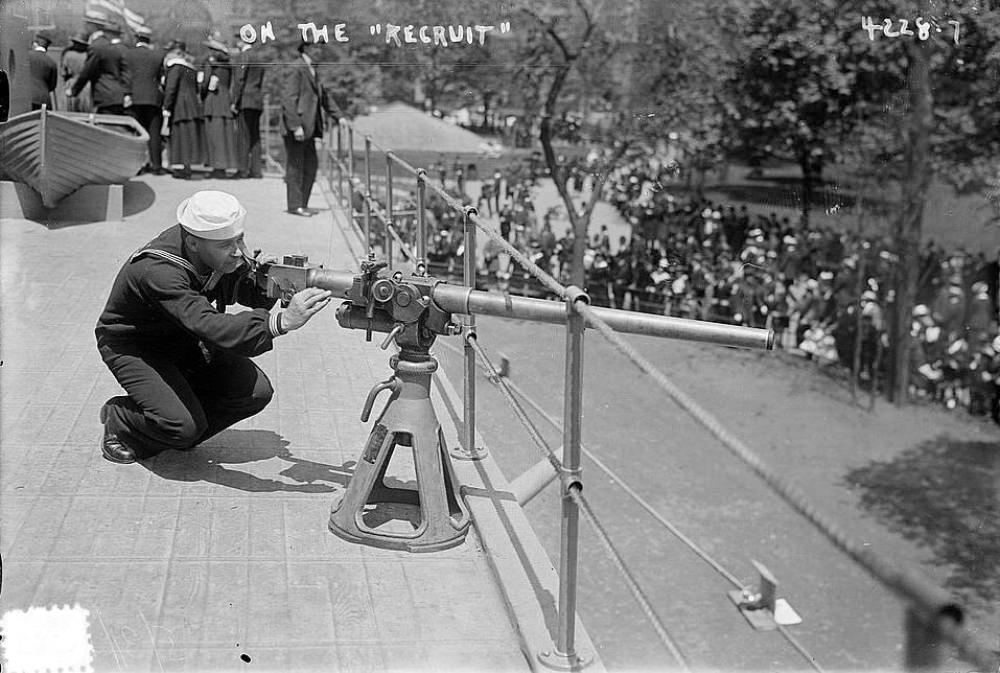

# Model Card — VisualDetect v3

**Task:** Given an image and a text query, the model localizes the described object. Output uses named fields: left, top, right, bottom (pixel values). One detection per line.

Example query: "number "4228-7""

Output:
left=861, top=16, right=961, bottom=45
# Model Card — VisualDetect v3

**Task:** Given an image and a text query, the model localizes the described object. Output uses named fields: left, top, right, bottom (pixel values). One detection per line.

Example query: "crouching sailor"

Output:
left=95, top=190, right=332, bottom=463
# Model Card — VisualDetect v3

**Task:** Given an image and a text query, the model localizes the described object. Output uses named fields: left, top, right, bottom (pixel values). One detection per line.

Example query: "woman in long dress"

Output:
left=200, top=39, right=238, bottom=178
left=161, top=43, right=203, bottom=179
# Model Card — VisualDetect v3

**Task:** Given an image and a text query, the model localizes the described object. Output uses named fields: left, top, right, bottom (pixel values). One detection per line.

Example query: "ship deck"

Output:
left=0, top=173, right=602, bottom=672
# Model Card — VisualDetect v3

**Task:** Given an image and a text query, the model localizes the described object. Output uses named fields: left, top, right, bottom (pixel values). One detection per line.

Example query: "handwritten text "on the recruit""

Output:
left=238, top=21, right=513, bottom=46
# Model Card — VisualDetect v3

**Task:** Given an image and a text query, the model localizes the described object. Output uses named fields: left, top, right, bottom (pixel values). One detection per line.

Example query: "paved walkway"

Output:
left=0, top=172, right=602, bottom=672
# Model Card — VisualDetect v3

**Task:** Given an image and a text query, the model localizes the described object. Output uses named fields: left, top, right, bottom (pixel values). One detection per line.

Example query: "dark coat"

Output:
left=124, top=44, right=164, bottom=106
left=162, top=59, right=202, bottom=122
left=111, top=41, right=132, bottom=93
left=27, top=49, right=57, bottom=107
left=71, top=34, right=127, bottom=109
left=230, top=48, right=265, bottom=111
left=95, top=225, right=279, bottom=360
left=280, top=57, right=328, bottom=138
left=201, top=55, right=233, bottom=118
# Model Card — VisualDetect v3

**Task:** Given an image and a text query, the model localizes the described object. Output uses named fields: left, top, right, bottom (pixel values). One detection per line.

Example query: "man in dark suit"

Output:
left=28, top=30, right=57, bottom=110
left=280, top=40, right=332, bottom=217
left=68, top=10, right=129, bottom=114
left=231, top=37, right=265, bottom=179
left=125, top=26, right=165, bottom=174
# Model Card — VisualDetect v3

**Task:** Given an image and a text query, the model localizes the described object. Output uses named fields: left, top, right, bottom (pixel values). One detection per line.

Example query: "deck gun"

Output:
left=248, top=252, right=462, bottom=352
left=247, top=251, right=775, bottom=351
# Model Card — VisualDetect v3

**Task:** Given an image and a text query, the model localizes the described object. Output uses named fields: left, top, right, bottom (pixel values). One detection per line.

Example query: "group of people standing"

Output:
left=28, top=9, right=265, bottom=181
left=158, top=35, right=263, bottom=180
left=26, top=9, right=336, bottom=215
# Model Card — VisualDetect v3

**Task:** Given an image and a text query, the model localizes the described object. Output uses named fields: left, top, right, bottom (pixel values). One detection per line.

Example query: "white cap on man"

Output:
left=176, top=191, right=246, bottom=240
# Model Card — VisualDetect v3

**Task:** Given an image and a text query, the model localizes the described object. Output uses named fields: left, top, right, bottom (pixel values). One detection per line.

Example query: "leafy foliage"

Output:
left=143, top=0, right=215, bottom=57
left=722, top=0, right=1000, bottom=195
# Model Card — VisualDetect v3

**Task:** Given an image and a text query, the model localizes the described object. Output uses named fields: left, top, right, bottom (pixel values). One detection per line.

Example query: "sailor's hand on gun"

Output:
left=280, top=288, right=333, bottom=332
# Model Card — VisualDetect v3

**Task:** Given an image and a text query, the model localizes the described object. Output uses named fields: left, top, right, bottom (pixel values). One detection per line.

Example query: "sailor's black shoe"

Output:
left=99, top=404, right=137, bottom=464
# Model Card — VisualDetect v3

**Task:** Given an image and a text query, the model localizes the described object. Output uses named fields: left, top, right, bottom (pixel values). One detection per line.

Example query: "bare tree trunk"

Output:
left=527, top=1, right=628, bottom=290
left=799, top=149, right=814, bottom=229
left=889, top=28, right=933, bottom=404
left=852, top=252, right=866, bottom=403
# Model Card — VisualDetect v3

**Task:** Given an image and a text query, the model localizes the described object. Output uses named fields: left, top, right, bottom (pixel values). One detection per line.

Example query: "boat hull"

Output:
left=0, top=108, right=148, bottom=207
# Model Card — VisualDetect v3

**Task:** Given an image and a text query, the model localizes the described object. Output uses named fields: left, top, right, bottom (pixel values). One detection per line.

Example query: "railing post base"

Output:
left=538, top=648, right=592, bottom=671
left=449, top=444, right=488, bottom=461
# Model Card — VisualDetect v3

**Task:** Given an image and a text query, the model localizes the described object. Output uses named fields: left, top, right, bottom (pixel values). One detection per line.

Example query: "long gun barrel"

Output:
left=299, top=268, right=773, bottom=351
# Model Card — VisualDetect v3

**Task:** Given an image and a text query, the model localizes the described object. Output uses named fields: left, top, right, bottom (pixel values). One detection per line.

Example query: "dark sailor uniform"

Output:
left=95, top=225, right=283, bottom=459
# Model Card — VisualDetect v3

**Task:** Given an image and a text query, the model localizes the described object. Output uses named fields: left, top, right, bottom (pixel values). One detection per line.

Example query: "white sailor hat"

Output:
left=176, top=191, right=246, bottom=240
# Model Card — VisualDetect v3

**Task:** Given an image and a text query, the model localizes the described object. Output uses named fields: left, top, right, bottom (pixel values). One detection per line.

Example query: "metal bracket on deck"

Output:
left=727, top=560, right=802, bottom=631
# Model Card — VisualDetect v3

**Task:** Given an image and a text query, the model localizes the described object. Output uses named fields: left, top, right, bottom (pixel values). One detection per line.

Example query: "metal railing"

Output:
left=317, top=121, right=999, bottom=673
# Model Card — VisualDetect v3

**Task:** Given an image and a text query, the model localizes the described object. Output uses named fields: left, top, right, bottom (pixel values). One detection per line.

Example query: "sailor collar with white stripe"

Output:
left=130, top=247, right=224, bottom=291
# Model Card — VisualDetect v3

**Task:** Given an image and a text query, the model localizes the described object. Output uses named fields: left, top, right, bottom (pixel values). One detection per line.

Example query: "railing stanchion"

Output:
left=347, top=126, right=355, bottom=181
left=452, top=207, right=487, bottom=461
left=416, top=169, right=428, bottom=276
left=364, top=136, right=373, bottom=253
left=321, top=119, right=329, bottom=181
left=540, top=286, right=592, bottom=671
left=385, top=154, right=395, bottom=266
left=337, top=123, right=345, bottom=207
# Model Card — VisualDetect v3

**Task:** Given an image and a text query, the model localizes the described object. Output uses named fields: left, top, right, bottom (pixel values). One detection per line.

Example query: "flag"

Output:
left=86, top=0, right=146, bottom=33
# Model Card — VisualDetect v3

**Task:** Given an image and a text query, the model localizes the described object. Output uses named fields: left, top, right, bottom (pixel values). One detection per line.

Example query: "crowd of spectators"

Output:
left=355, top=152, right=1000, bottom=422
left=584, top=156, right=1000, bottom=421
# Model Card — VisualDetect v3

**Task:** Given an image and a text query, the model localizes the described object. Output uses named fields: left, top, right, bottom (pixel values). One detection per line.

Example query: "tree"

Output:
left=515, top=0, right=733, bottom=287
left=512, top=0, right=629, bottom=287
left=144, top=0, right=214, bottom=56
left=722, top=0, right=1000, bottom=402
left=720, top=0, right=855, bottom=227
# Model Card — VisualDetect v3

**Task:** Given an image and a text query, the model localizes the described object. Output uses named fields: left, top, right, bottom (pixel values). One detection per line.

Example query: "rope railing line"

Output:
left=464, top=333, right=563, bottom=471
left=777, top=625, right=825, bottom=673
left=332, top=133, right=572, bottom=302
left=572, top=301, right=999, bottom=673
left=439, top=337, right=825, bottom=673
left=328, top=152, right=419, bottom=262
left=323, top=128, right=998, bottom=672
left=382, top=149, right=572, bottom=299
left=328, top=161, right=370, bottom=244
left=436, top=338, right=745, bottom=587
left=570, top=487, right=692, bottom=671
left=385, top=223, right=417, bottom=262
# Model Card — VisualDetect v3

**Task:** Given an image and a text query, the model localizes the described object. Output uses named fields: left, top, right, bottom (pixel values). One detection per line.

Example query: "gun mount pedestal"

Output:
left=253, top=253, right=772, bottom=557
left=329, top=346, right=470, bottom=552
